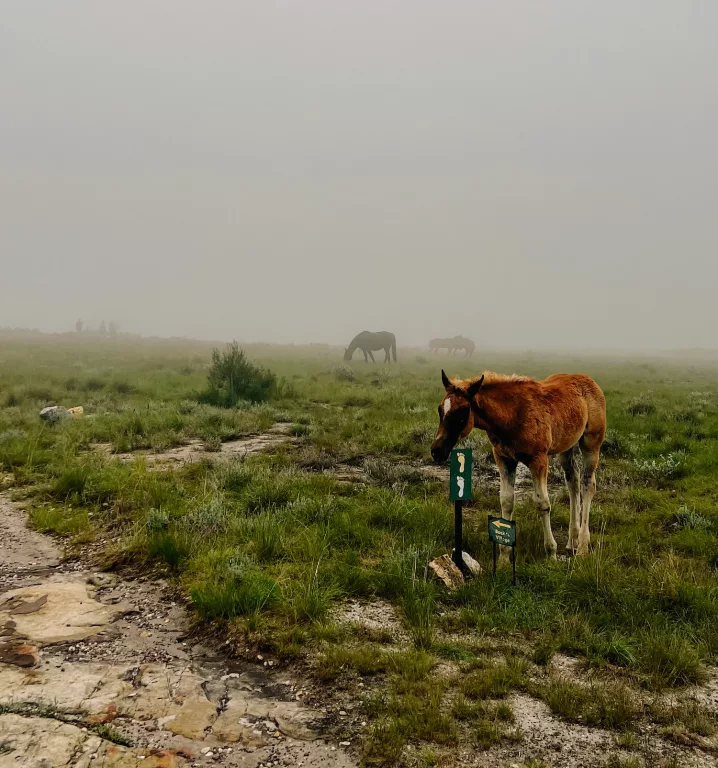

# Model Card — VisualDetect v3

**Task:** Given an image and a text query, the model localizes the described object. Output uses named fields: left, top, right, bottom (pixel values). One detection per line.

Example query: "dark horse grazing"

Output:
left=429, top=336, right=475, bottom=357
left=344, top=331, right=397, bottom=363
left=432, top=369, right=605, bottom=558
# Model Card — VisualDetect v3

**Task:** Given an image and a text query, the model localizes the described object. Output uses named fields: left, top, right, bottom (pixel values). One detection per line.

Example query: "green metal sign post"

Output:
left=449, top=448, right=472, bottom=570
left=488, top=515, right=517, bottom=585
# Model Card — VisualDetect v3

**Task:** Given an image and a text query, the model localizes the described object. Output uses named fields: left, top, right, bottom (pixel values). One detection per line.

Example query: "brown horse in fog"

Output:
left=431, top=370, right=606, bottom=557
left=429, top=336, right=475, bottom=357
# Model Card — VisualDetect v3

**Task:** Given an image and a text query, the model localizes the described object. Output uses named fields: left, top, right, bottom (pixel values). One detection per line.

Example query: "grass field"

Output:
left=2, top=334, right=718, bottom=765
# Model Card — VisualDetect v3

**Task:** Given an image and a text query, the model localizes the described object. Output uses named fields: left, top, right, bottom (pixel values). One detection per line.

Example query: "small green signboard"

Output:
left=488, top=515, right=516, bottom=547
left=449, top=448, right=472, bottom=501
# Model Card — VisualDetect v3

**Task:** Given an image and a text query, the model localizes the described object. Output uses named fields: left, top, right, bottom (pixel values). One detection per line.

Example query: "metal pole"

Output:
left=511, top=545, right=516, bottom=586
left=453, top=500, right=463, bottom=570
left=492, top=542, right=497, bottom=578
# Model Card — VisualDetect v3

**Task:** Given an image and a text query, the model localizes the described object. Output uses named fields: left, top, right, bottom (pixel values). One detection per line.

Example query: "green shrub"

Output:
left=199, top=342, right=276, bottom=407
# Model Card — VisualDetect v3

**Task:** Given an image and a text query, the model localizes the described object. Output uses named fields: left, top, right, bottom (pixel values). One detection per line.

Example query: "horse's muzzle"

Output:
left=431, top=444, right=450, bottom=464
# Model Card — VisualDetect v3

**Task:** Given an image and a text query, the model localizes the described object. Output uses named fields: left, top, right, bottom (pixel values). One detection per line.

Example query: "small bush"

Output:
left=537, top=678, right=640, bottom=729
left=633, top=453, right=686, bottom=485
left=3, top=392, right=21, bottom=407
left=637, top=630, right=707, bottom=688
left=315, top=645, right=389, bottom=681
left=199, top=342, right=276, bottom=407
left=286, top=564, right=337, bottom=624
left=601, top=429, right=632, bottom=459
left=85, top=378, right=105, bottom=391
left=670, top=406, right=703, bottom=425
left=149, top=531, right=188, bottom=570
left=145, top=507, right=170, bottom=532
left=180, top=500, right=229, bottom=536
left=668, top=506, right=712, bottom=531
left=333, top=365, right=356, bottom=382
left=627, top=392, right=656, bottom=416
left=110, top=380, right=137, bottom=395
left=363, top=458, right=423, bottom=488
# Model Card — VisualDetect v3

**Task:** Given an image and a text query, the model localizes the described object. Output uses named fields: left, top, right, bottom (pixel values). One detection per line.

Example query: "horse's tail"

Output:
left=391, top=337, right=397, bottom=362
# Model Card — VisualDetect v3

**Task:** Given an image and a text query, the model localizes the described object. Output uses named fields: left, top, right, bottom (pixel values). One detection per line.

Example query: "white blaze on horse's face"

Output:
left=443, top=397, right=452, bottom=417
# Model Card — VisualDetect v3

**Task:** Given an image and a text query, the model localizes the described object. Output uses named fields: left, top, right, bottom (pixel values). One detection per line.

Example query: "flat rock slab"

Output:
left=215, top=691, right=321, bottom=741
left=0, top=714, right=185, bottom=768
left=0, top=581, right=127, bottom=645
left=211, top=701, right=270, bottom=747
left=0, top=661, right=209, bottom=721
left=167, top=695, right=218, bottom=739
left=0, top=495, right=61, bottom=572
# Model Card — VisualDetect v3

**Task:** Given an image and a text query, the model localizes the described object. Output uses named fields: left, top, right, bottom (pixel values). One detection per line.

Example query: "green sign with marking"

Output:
left=449, top=448, right=472, bottom=501
left=488, top=515, right=516, bottom=547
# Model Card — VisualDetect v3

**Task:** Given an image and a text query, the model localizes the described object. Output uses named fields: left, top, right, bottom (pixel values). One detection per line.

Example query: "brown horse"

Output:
left=429, top=336, right=475, bottom=357
left=431, top=370, right=606, bottom=557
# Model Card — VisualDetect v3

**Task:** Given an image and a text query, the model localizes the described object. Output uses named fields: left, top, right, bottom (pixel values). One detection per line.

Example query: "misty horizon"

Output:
left=2, top=2, right=716, bottom=352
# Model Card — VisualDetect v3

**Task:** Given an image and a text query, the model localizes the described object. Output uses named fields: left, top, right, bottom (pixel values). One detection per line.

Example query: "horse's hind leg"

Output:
left=384, top=347, right=390, bottom=363
left=577, top=435, right=601, bottom=556
left=368, top=350, right=375, bottom=363
left=559, top=446, right=581, bottom=554
left=528, top=454, right=558, bottom=559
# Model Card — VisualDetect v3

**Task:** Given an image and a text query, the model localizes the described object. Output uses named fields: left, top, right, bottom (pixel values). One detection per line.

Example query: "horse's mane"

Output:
left=452, top=371, right=533, bottom=389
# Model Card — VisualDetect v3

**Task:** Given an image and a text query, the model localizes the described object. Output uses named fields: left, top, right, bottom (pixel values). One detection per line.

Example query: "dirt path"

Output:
left=0, top=495, right=356, bottom=768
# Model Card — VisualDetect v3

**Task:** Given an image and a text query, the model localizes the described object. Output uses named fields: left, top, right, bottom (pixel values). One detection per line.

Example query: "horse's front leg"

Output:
left=493, top=450, right=517, bottom=560
left=368, top=350, right=376, bottom=363
left=384, top=347, right=390, bottom=363
left=362, top=349, right=369, bottom=362
left=528, top=454, right=557, bottom=559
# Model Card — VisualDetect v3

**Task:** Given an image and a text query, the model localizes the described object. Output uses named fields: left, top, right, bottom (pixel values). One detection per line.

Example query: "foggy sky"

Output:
left=2, top=2, right=717, bottom=350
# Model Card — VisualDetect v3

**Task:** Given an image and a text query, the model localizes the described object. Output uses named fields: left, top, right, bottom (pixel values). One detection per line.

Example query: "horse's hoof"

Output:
left=575, top=546, right=590, bottom=557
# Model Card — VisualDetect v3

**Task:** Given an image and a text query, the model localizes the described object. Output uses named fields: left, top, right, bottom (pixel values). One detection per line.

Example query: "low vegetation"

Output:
left=2, top=335, right=718, bottom=764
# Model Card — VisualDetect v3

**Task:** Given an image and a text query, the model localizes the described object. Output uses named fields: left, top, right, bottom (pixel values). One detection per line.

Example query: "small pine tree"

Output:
left=200, top=342, right=276, bottom=407
left=75, top=319, right=84, bottom=333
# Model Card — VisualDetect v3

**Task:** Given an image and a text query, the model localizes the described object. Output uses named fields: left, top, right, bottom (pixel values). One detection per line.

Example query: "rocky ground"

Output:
left=0, top=494, right=355, bottom=768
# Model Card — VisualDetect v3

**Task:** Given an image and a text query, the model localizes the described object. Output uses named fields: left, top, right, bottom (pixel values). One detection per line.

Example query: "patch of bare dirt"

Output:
left=332, top=599, right=408, bottom=643
left=90, top=424, right=297, bottom=470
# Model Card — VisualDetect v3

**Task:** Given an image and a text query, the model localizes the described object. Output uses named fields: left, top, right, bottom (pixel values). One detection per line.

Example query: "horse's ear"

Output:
left=441, top=369, right=452, bottom=391
left=466, top=375, right=485, bottom=399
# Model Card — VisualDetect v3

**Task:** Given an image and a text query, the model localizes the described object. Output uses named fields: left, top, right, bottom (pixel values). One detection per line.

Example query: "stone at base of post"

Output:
left=453, top=549, right=482, bottom=576
left=429, top=554, right=464, bottom=590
